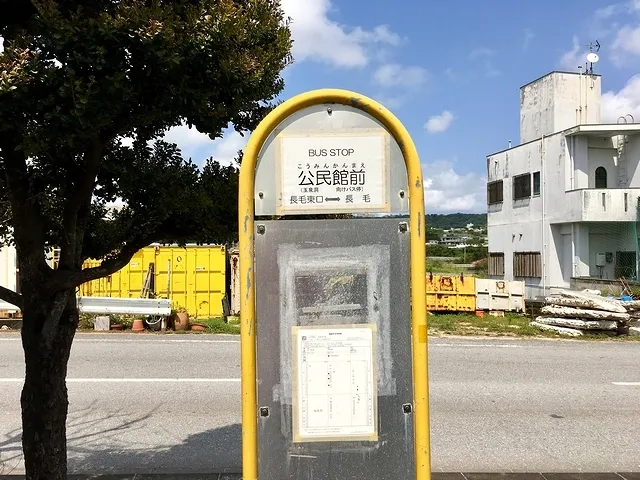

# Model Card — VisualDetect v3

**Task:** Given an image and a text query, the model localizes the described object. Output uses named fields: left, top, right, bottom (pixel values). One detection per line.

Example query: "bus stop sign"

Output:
left=238, top=89, right=431, bottom=480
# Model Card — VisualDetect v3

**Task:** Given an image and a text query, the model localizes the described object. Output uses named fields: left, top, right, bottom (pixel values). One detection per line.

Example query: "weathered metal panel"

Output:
left=425, top=274, right=476, bottom=312
left=80, top=245, right=226, bottom=318
left=475, top=278, right=525, bottom=312
left=508, top=280, right=525, bottom=311
left=80, top=248, right=156, bottom=298
left=255, top=217, right=415, bottom=480
left=153, top=245, right=226, bottom=318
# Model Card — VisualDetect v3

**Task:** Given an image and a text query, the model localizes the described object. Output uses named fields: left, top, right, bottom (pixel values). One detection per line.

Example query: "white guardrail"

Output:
left=77, top=296, right=172, bottom=315
left=0, top=300, right=19, bottom=313
left=1, top=296, right=172, bottom=316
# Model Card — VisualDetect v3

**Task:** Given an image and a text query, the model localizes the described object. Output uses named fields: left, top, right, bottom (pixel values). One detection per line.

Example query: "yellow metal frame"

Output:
left=238, top=89, right=431, bottom=480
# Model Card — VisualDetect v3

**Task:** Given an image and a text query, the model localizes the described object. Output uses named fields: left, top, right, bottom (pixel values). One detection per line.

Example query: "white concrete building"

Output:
left=487, top=71, right=640, bottom=299
left=439, top=234, right=470, bottom=247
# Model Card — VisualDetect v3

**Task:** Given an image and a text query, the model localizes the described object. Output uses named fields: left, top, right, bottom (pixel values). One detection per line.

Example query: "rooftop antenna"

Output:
left=582, top=40, right=601, bottom=74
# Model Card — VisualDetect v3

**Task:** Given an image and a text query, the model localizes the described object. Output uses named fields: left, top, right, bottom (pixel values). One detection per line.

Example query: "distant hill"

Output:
left=426, top=213, right=487, bottom=229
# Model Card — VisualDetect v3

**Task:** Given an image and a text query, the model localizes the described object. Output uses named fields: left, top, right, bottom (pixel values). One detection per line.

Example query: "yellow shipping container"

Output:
left=80, top=244, right=226, bottom=318
left=426, top=273, right=476, bottom=312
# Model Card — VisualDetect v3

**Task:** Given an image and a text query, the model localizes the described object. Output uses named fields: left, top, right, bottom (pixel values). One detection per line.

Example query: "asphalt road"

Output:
left=1, top=332, right=639, bottom=475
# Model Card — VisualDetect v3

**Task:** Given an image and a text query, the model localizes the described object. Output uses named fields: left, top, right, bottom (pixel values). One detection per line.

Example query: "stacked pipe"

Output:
left=531, top=289, right=630, bottom=337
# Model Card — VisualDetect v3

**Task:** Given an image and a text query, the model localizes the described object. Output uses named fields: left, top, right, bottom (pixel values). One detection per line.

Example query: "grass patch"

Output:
left=77, top=310, right=637, bottom=341
left=428, top=312, right=551, bottom=337
left=426, top=312, right=639, bottom=340
left=191, top=316, right=240, bottom=334
left=426, top=261, right=485, bottom=277
left=77, top=313, right=136, bottom=330
left=579, top=331, right=640, bottom=341
left=426, top=261, right=466, bottom=275
left=77, top=313, right=241, bottom=334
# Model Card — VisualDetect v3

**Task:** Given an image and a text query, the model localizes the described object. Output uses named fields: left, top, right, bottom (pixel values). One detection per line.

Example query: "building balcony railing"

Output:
left=559, top=188, right=640, bottom=222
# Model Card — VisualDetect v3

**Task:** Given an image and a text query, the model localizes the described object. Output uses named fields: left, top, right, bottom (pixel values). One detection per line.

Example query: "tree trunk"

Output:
left=20, top=289, right=78, bottom=480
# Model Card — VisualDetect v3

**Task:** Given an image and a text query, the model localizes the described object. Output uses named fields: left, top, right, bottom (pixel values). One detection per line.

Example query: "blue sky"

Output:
left=169, top=0, right=640, bottom=214
left=4, top=0, right=640, bottom=213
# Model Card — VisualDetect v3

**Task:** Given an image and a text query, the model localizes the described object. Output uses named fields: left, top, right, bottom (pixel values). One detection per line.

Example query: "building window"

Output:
left=532, top=171, right=540, bottom=196
left=595, top=166, right=607, bottom=188
left=513, top=174, right=531, bottom=200
left=487, top=180, right=503, bottom=205
left=513, top=252, right=542, bottom=278
left=488, top=252, right=505, bottom=276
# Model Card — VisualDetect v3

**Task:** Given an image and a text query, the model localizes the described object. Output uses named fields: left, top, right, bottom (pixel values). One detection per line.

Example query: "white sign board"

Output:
left=277, top=131, right=389, bottom=214
left=292, top=325, right=378, bottom=443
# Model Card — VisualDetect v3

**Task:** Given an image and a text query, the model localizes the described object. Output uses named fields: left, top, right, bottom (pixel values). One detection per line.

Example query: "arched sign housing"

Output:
left=238, top=89, right=431, bottom=480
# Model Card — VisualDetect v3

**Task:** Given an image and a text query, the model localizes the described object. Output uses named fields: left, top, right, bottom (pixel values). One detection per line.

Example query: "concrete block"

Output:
left=94, top=315, right=110, bottom=331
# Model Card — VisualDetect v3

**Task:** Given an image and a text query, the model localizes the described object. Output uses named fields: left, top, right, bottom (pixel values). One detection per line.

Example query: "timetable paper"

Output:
left=292, top=325, right=378, bottom=442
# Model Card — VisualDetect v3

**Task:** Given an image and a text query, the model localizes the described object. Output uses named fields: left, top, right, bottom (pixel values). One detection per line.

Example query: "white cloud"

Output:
left=163, top=124, right=212, bottom=156
left=588, top=1, right=640, bottom=34
left=373, top=94, right=406, bottom=110
left=484, top=65, right=501, bottom=78
left=423, top=161, right=486, bottom=213
left=120, top=125, right=246, bottom=166
left=468, top=47, right=501, bottom=77
left=443, top=67, right=466, bottom=84
left=205, top=130, right=247, bottom=166
left=280, top=0, right=401, bottom=68
left=602, top=74, right=640, bottom=121
left=523, top=29, right=535, bottom=50
left=164, top=125, right=247, bottom=166
left=595, top=4, right=620, bottom=18
left=612, top=25, right=640, bottom=65
left=424, top=111, right=454, bottom=134
left=373, top=63, right=428, bottom=87
left=559, top=36, right=582, bottom=70
left=565, top=2, right=640, bottom=67
left=468, top=47, right=494, bottom=59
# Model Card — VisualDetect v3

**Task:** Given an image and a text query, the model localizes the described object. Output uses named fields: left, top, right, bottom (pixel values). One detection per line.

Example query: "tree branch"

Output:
left=61, top=122, right=132, bottom=270
left=0, top=285, right=22, bottom=309
left=0, top=135, right=47, bottom=259
left=72, top=139, right=104, bottom=213
left=48, top=232, right=159, bottom=291
left=59, top=138, right=103, bottom=270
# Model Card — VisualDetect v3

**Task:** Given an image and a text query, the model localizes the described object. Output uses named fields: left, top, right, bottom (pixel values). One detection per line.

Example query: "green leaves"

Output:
left=2, top=0, right=292, bottom=148
left=0, top=0, right=291, bottom=275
